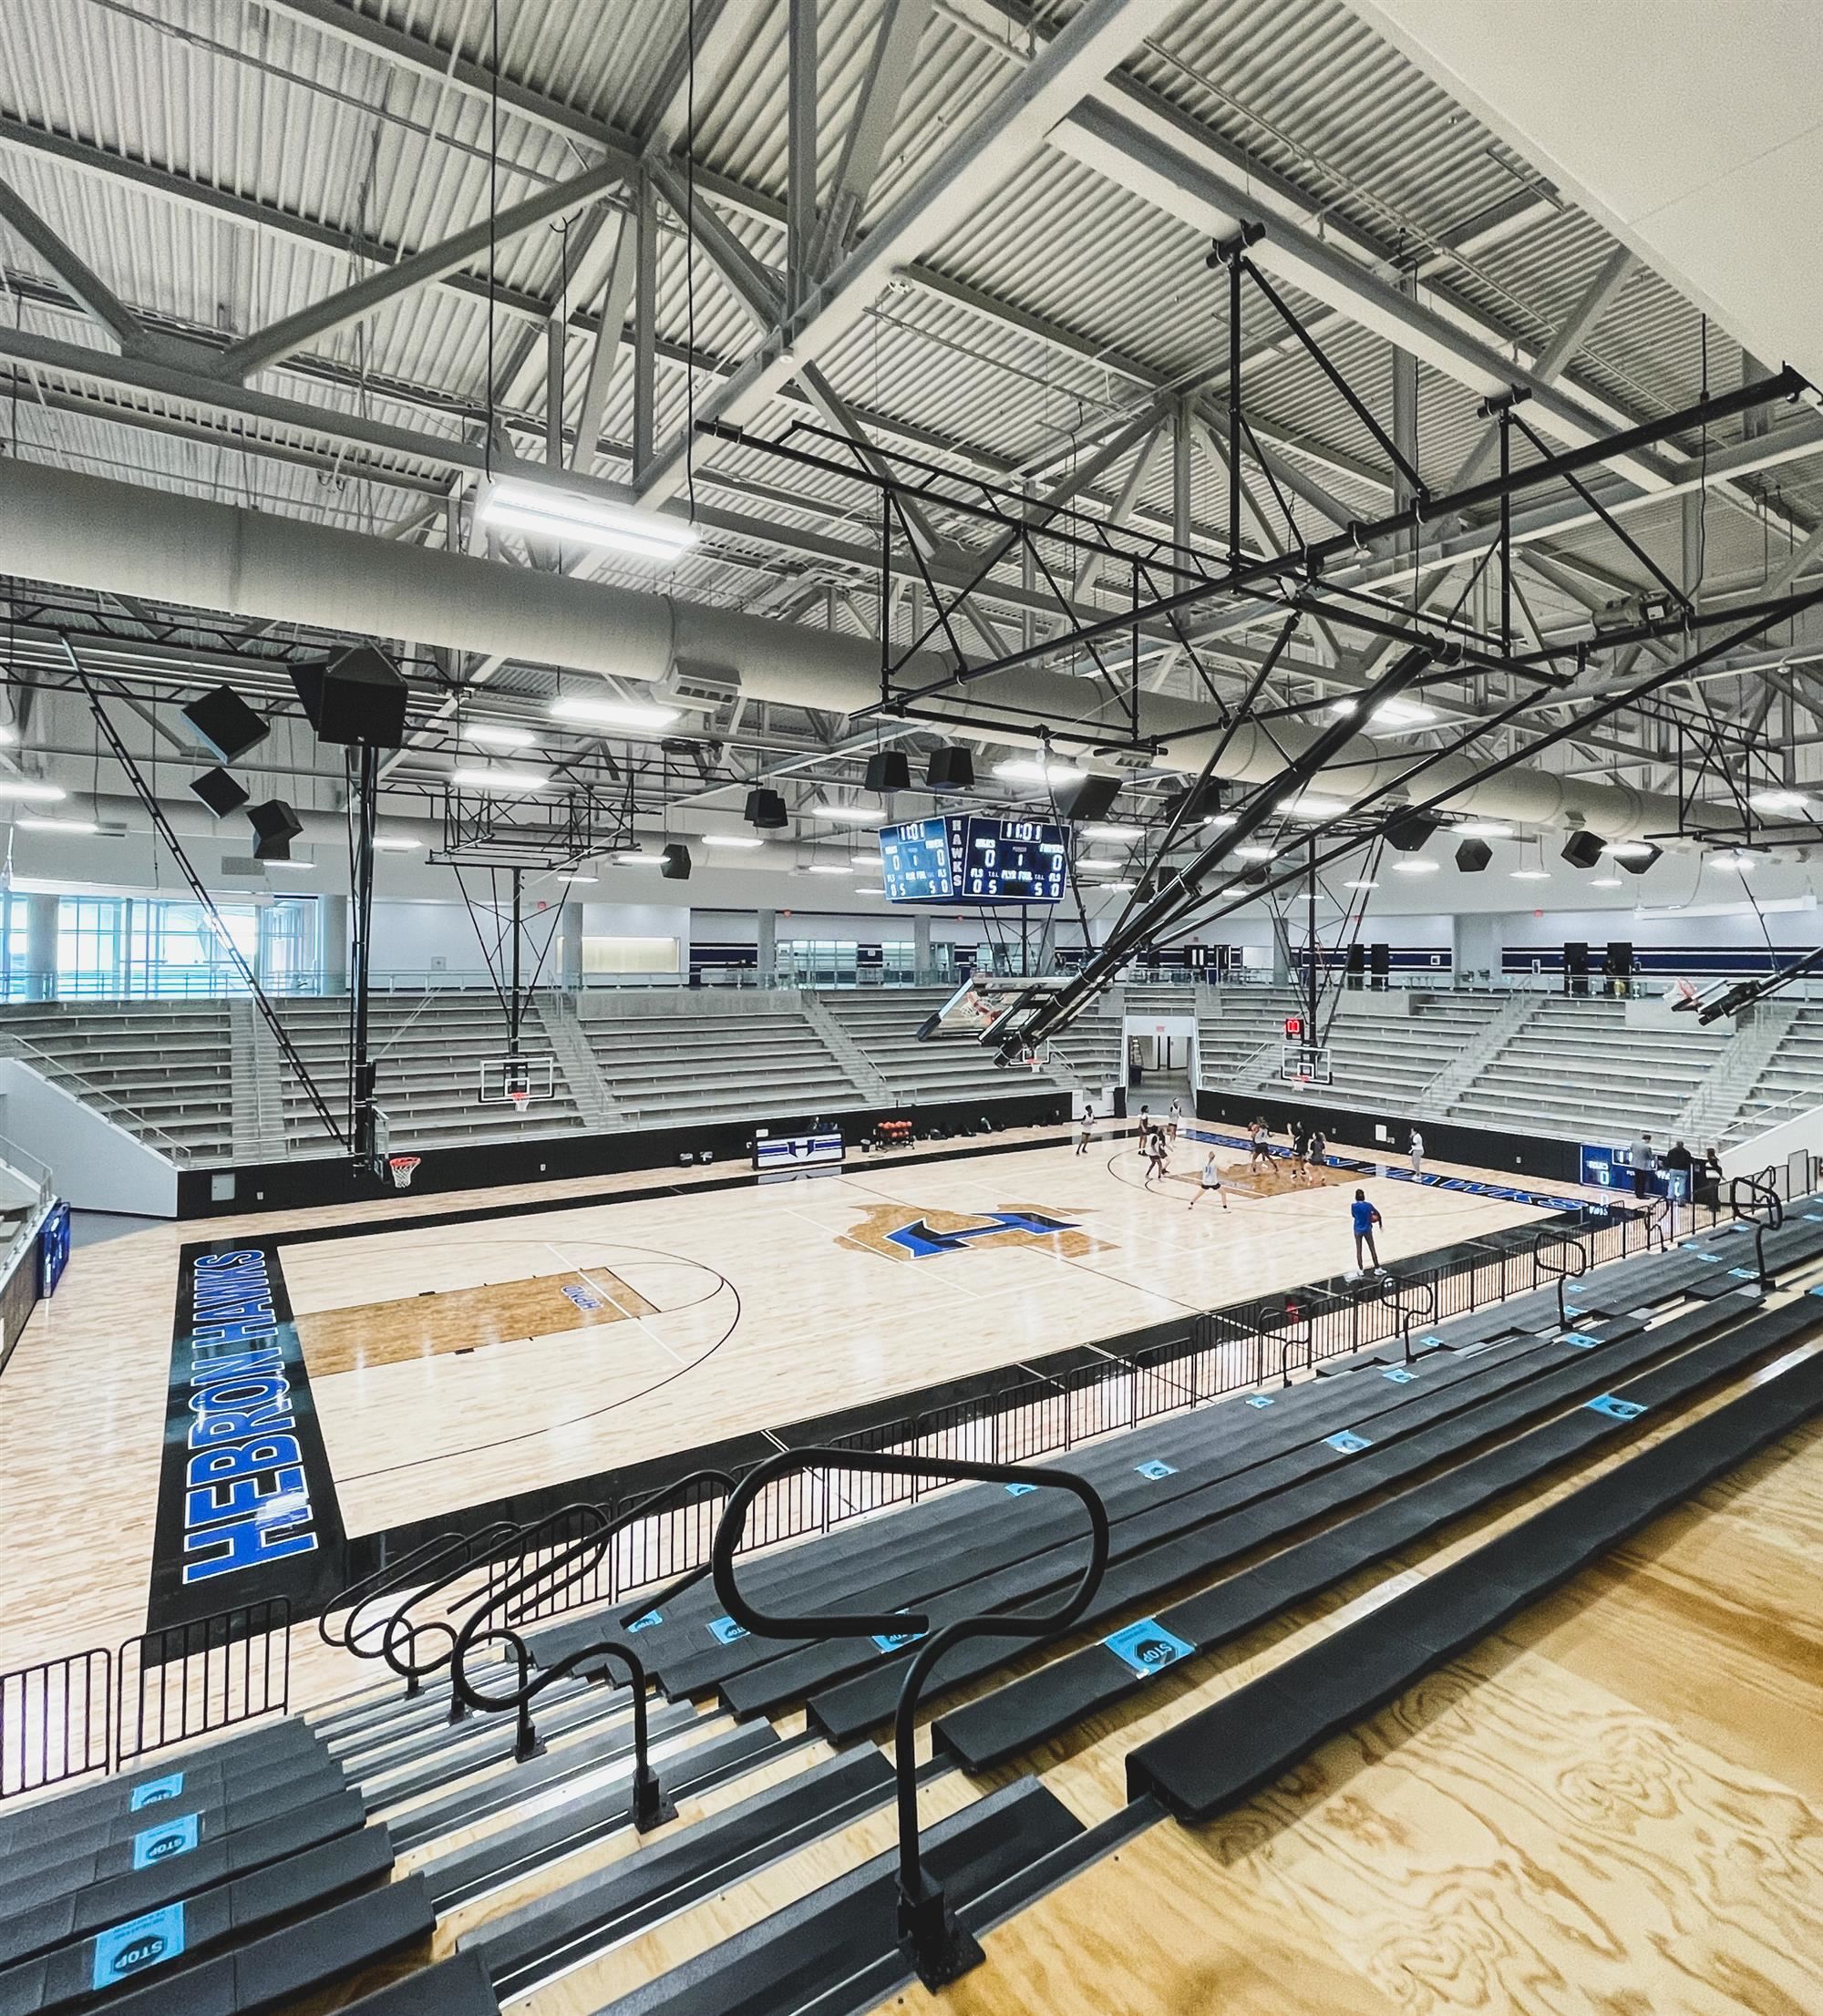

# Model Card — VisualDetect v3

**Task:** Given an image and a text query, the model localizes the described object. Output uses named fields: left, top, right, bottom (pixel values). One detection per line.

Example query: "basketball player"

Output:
left=1308, top=1125, right=1327, bottom=1174
left=1408, top=1126, right=1425, bottom=1179
left=1350, top=1188, right=1384, bottom=1273
left=1076, top=1099, right=1095, bottom=1156
left=1290, top=1117, right=1309, bottom=1183
left=1146, top=1125, right=1170, bottom=1185
left=1248, top=1118, right=1272, bottom=1171
left=1166, top=1096, right=1182, bottom=1146
left=1189, top=1149, right=1228, bottom=1211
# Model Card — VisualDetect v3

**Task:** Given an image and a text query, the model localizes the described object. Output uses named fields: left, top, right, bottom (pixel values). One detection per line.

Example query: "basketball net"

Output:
left=387, top=1155, right=421, bottom=1191
left=510, top=1090, right=530, bottom=1116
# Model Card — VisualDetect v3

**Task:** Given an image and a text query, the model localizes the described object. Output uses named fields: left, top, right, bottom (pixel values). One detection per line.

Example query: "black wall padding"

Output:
left=1126, top=1322, right=1823, bottom=1822
left=935, top=1292, right=1805, bottom=1772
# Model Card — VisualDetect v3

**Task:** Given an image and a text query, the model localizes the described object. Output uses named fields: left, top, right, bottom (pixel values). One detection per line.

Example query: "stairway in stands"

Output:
left=5, top=1200, right=1821, bottom=2015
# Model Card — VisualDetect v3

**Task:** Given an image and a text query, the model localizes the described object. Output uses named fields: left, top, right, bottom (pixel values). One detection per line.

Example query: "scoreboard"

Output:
left=878, top=816, right=1068, bottom=904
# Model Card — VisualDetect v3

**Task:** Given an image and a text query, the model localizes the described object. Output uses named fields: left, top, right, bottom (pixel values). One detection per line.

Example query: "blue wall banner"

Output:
left=149, top=1239, right=345, bottom=1632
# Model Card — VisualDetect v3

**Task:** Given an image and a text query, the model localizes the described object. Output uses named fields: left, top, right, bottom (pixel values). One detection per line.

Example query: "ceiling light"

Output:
left=479, top=480, right=699, bottom=561
left=613, top=852, right=664, bottom=867
left=1085, top=822, right=1143, bottom=839
left=462, top=721, right=536, bottom=750
left=560, top=872, right=599, bottom=883
left=805, top=863, right=850, bottom=875
left=992, top=758, right=1087, bottom=785
left=1094, top=879, right=1136, bottom=892
left=1236, top=844, right=1275, bottom=861
left=1711, top=850, right=1757, bottom=872
left=372, top=835, right=420, bottom=852
left=1750, top=788, right=1808, bottom=813
left=1334, top=696, right=1436, bottom=729
left=550, top=695, right=682, bottom=731
left=1453, top=821, right=1513, bottom=838
left=1603, top=840, right=1655, bottom=859
left=264, top=859, right=315, bottom=872
left=850, top=852, right=879, bottom=866
left=1078, top=854, right=1127, bottom=869
left=1344, top=879, right=1378, bottom=890
left=15, top=816, right=98, bottom=834
left=1202, top=812, right=1239, bottom=828
left=1392, top=859, right=1439, bottom=874
left=1510, top=868, right=1550, bottom=880
left=450, top=765, right=550, bottom=793
left=0, top=781, right=67, bottom=803
left=806, top=805, right=882, bottom=824
left=853, top=886, right=885, bottom=896
left=1278, top=794, right=1348, bottom=818
left=704, top=834, right=764, bottom=849
left=0, top=726, right=18, bottom=746
left=1591, top=876, right=1622, bottom=889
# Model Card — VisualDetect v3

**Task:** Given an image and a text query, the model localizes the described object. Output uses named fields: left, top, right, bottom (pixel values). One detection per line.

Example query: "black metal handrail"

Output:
left=1375, top=1270, right=1437, bottom=1364
left=447, top=1471, right=733, bottom=1827
left=712, top=1449, right=1108, bottom=1993
left=320, top=1526, right=507, bottom=1680
left=1728, top=1170, right=1785, bottom=1287
left=1530, top=1226, right=1588, bottom=1330
left=1643, top=1192, right=1673, bottom=1253
left=1274, top=1298, right=1315, bottom=1387
left=380, top=1502, right=612, bottom=1708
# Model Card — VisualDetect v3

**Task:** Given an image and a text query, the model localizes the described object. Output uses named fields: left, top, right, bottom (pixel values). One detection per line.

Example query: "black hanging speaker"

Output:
left=1616, top=841, right=1662, bottom=876
left=1454, top=838, right=1493, bottom=873
left=246, top=799, right=303, bottom=862
left=182, top=684, right=269, bottom=764
left=1369, top=941, right=1391, bottom=975
left=864, top=751, right=911, bottom=792
left=1060, top=774, right=1121, bottom=823
left=290, top=645, right=409, bottom=749
left=190, top=767, right=250, bottom=817
left=1166, top=778, right=1225, bottom=825
left=661, top=843, right=692, bottom=881
left=925, top=746, right=975, bottom=790
left=1385, top=810, right=1442, bottom=852
left=1560, top=828, right=1605, bottom=869
left=744, top=788, right=788, bottom=829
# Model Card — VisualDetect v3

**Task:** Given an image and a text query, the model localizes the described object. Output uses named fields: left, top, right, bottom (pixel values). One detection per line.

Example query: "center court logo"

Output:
left=839, top=1203, right=1110, bottom=1262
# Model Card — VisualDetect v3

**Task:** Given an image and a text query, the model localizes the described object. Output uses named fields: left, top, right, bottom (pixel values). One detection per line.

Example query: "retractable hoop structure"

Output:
left=711, top=1448, right=1109, bottom=1992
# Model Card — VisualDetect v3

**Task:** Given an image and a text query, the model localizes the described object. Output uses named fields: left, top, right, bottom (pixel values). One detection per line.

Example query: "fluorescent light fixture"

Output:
left=805, top=863, right=850, bottom=875
left=850, top=852, right=879, bottom=867
left=1236, top=844, right=1275, bottom=861
left=1202, top=812, right=1240, bottom=829
left=462, top=721, right=536, bottom=750
left=853, top=886, right=885, bottom=896
left=613, top=852, right=663, bottom=867
left=15, top=816, right=98, bottom=834
left=550, top=695, right=681, bottom=732
left=479, top=480, right=699, bottom=562
left=991, top=758, right=1087, bottom=785
left=450, top=766, right=550, bottom=793
left=372, top=835, right=420, bottom=852
left=1591, top=876, right=1622, bottom=888
left=1510, top=868, right=1550, bottom=880
left=1085, top=822, right=1143, bottom=839
left=1711, top=850, right=1757, bottom=871
left=1332, top=696, right=1435, bottom=729
left=703, top=833, right=764, bottom=849
left=264, top=859, right=315, bottom=872
left=1094, top=879, right=1136, bottom=892
left=1278, top=794, right=1347, bottom=818
left=1078, top=855, right=1127, bottom=869
left=1344, top=879, right=1378, bottom=890
left=1453, top=821, right=1513, bottom=838
left=1392, top=859, right=1439, bottom=874
left=0, top=781, right=67, bottom=803
left=0, top=725, right=18, bottom=746
left=1604, top=840, right=1655, bottom=859
left=806, top=805, right=882, bottom=824
left=560, top=872, right=599, bottom=883
left=1750, top=788, right=1808, bottom=813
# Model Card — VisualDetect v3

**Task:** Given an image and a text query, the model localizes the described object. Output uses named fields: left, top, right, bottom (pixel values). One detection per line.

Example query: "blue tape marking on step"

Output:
left=91, top=1905, right=186, bottom=1992
left=1102, top=1619, right=1196, bottom=1679
left=1586, top=1394, right=1646, bottom=1421
left=707, top=1617, right=748, bottom=1645
left=130, top=1814, right=200, bottom=1870
left=1245, top=1394, right=1274, bottom=1409
left=1325, top=1430, right=1372, bottom=1454
left=129, top=1774, right=183, bottom=1811
left=1382, top=1367, right=1417, bottom=1383
left=1004, top=1482, right=1036, bottom=1497
left=1135, top=1459, right=1178, bottom=1480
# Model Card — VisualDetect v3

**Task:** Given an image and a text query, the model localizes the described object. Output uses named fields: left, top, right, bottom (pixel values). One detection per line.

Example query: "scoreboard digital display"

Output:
left=878, top=816, right=1068, bottom=904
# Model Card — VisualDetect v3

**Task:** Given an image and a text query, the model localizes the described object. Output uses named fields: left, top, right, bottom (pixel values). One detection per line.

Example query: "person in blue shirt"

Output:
left=1350, top=1188, right=1384, bottom=1272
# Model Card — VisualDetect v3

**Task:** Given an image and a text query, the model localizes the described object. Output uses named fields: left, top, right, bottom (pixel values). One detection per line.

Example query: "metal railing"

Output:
left=0, top=1648, right=110, bottom=1801
left=712, top=1449, right=1107, bottom=1992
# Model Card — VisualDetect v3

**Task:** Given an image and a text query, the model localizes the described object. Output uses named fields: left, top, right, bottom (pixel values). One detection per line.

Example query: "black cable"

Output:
left=685, top=0, right=698, bottom=523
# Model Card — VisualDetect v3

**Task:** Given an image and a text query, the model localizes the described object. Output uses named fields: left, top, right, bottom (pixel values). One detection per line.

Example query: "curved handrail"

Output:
left=1530, top=1226, right=1588, bottom=1331
left=447, top=1470, right=734, bottom=1826
left=1273, top=1298, right=1315, bottom=1388
left=1375, top=1270, right=1437, bottom=1364
left=1727, top=1170, right=1784, bottom=1288
left=1642, top=1192, right=1672, bottom=1253
left=712, top=1448, right=1108, bottom=1992
left=381, top=1501, right=613, bottom=1704
left=322, top=1524, right=518, bottom=1692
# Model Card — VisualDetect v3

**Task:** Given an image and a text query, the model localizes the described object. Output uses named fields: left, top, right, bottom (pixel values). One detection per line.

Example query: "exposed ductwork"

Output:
left=0, top=458, right=1725, bottom=849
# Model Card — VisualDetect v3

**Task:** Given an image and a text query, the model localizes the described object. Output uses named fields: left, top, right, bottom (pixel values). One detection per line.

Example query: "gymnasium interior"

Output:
left=0, top=3, right=1821, bottom=2012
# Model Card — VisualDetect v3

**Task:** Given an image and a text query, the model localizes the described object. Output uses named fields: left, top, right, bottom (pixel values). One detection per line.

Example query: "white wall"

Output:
left=0, top=1059, right=178, bottom=1216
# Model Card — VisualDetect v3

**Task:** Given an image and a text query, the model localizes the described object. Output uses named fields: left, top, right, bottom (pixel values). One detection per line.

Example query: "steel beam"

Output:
left=787, top=0, right=819, bottom=310
left=819, top=0, right=935, bottom=270
left=0, top=174, right=153, bottom=355
left=572, top=215, right=637, bottom=472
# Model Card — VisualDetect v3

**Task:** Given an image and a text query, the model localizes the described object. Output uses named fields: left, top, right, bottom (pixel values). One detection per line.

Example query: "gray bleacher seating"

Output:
left=583, top=1001, right=864, bottom=1127
left=0, top=1001, right=236, bottom=1159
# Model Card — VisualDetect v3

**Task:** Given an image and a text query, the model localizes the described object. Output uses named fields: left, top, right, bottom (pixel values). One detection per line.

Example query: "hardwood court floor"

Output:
left=285, top=1128, right=1560, bottom=1538
left=0, top=1126, right=1566, bottom=1680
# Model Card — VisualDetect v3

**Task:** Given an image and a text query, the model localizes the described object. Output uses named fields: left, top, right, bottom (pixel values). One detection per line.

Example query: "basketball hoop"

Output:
left=387, top=1155, right=421, bottom=1191
left=510, top=1090, right=530, bottom=1116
